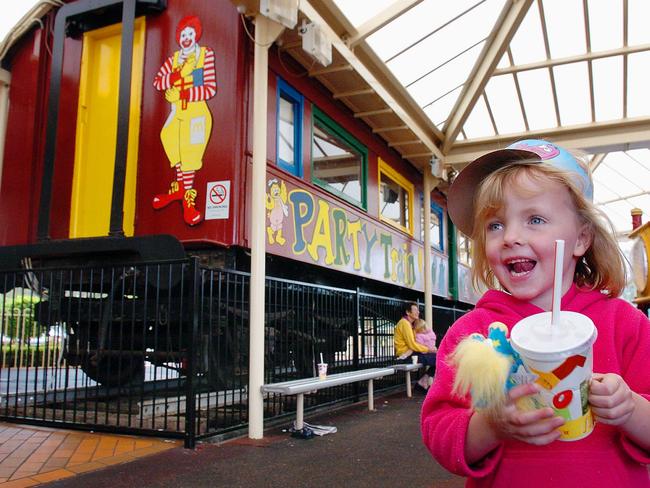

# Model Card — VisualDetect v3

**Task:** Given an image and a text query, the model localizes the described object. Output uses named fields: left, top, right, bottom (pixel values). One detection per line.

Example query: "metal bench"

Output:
left=261, top=367, right=395, bottom=430
left=392, top=363, right=424, bottom=397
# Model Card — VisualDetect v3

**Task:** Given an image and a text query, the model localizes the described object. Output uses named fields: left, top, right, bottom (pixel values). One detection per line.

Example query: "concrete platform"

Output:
left=3, top=391, right=465, bottom=487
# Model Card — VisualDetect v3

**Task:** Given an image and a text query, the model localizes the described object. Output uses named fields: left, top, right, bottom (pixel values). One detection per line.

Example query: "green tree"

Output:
left=1, top=294, right=41, bottom=340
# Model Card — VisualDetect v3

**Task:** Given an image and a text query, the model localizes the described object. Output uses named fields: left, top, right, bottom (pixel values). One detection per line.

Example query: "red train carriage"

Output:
left=0, top=0, right=472, bottom=387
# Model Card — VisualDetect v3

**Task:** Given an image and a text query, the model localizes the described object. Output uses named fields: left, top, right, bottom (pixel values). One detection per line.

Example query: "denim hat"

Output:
left=447, top=139, right=593, bottom=237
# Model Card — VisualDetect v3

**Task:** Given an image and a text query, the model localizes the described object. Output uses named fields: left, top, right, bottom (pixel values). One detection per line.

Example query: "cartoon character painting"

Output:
left=152, top=15, right=217, bottom=226
left=266, top=179, right=289, bottom=245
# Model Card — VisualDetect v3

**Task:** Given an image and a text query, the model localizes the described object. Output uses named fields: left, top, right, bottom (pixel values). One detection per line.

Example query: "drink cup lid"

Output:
left=510, top=311, right=597, bottom=360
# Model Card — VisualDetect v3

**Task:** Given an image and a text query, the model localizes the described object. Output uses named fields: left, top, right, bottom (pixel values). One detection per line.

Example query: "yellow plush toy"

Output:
left=450, top=322, right=540, bottom=417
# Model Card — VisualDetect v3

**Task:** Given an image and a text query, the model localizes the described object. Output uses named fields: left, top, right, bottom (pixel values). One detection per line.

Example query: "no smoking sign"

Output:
left=205, top=180, right=230, bottom=220
left=209, top=184, right=227, bottom=205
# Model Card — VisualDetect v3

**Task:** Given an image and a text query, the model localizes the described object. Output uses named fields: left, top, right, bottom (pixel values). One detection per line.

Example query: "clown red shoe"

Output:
left=183, top=189, right=202, bottom=225
left=152, top=181, right=184, bottom=209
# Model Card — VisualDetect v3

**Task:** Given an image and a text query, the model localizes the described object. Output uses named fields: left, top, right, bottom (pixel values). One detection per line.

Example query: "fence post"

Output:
left=354, top=288, right=360, bottom=369
left=352, top=288, right=360, bottom=402
left=184, top=258, right=200, bottom=449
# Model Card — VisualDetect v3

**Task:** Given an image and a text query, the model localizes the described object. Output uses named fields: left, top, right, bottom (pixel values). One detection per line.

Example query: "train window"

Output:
left=420, top=198, right=444, bottom=251
left=378, top=159, right=414, bottom=235
left=311, top=107, right=367, bottom=209
left=276, top=78, right=303, bottom=176
left=457, top=231, right=473, bottom=267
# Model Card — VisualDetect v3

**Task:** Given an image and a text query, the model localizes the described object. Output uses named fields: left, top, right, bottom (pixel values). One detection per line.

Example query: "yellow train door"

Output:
left=69, top=18, right=145, bottom=238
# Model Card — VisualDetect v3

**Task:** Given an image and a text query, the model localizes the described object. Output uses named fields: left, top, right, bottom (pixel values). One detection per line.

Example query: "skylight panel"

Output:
left=594, top=159, right=644, bottom=197
left=517, top=68, right=557, bottom=130
left=627, top=52, right=650, bottom=117
left=385, top=11, right=487, bottom=87
left=407, top=42, right=484, bottom=108
left=543, top=0, right=586, bottom=58
left=592, top=181, right=620, bottom=205
left=628, top=0, right=650, bottom=45
left=553, top=62, right=590, bottom=126
left=587, top=0, right=622, bottom=52
left=423, top=86, right=462, bottom=128
left=593, top=57, right=623, bottom=121
left=463, top=96, right=494, bottom=139
left=367, top=0, right=499, bottom=62
left=331, top=0, right=396, bottom=27
left=623, top=150, right=650, bottom=183
left=604, top=200, right=636, bottom=232
left=509, top=3, right=546, bottom=64
left=629, top=194, right=650, bottom=214
left=484, top=74, right=526, bottom=135
left=627, top=149, right=650, bottom=169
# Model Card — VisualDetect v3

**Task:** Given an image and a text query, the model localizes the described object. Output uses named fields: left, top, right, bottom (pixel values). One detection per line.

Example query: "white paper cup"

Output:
left=510, top=311, right=597, bottom=441
left=411, top=355, right=419, bottom=365
left=318, top=363, right=328, bottom=380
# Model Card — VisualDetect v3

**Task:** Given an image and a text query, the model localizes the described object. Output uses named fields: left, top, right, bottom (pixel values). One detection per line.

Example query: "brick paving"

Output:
left=0, top=424, right=179, bottom=486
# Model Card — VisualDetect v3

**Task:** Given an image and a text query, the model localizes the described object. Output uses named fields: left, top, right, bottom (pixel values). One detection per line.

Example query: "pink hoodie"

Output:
left=421, top=284, right=650, bottom=487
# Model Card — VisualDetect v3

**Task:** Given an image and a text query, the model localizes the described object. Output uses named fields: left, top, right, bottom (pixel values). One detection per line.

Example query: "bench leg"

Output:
left=406, top=371, right=412, bottom=398
left=368, top=379, right=374, bottom=411
left=296, top=393, right=304, bottom=430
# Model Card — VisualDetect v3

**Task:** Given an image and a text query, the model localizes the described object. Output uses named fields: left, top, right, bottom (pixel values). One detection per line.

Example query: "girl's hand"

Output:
left=490, top=383, right=564, bottom=445
left=589, top=373, right=636, bottom=426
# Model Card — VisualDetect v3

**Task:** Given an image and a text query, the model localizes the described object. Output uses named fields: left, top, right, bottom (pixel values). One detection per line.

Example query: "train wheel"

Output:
left=71, top=321, right=145, bottom=387
left=81, top=352, right=145, bottom=387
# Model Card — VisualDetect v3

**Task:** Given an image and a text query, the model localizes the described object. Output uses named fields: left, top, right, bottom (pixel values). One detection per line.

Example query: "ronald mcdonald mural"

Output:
left=152, top=15, right=217, bottom=226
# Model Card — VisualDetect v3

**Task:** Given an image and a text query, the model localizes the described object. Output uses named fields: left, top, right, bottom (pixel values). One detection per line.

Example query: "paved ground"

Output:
left=42, top=392, right=465, bottom=488
left=0, top=425, right=179, bottom=487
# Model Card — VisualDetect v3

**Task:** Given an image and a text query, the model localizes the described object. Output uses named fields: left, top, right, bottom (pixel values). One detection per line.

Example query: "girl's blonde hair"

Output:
left=470, top=162, right=626, bottom=297
left=414, top=318, right=429, bottom=333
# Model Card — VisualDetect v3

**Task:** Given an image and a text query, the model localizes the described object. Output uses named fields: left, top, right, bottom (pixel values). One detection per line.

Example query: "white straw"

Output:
left=320, top=353, right=324, bottom=364
left=551, top=239, right=565, bottom=326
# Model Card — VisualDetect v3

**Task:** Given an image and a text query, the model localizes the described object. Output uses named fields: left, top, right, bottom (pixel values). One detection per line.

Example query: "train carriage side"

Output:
left=0, top=0, right=475, bottom=388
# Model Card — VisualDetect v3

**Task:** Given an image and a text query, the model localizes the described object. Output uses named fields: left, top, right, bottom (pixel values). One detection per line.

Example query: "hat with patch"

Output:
left=447, top=139, right=593, bottom=237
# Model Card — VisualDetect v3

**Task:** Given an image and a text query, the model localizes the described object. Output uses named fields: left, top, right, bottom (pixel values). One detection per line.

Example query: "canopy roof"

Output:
left=2, top=0, right=649, bottom=234
left=282, top=0, right=650, bottom=235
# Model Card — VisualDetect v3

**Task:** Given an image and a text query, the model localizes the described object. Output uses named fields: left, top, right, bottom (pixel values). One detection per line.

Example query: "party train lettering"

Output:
left=266, top=180, right=447, bottom=294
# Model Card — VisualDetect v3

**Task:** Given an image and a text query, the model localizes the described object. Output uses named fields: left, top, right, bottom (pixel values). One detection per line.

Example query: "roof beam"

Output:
left=493, top=43, right=650, bottom=76
left=445, top=116, right=650, bottom=166
left=372, top=125, right=409, bottom=133
left=332, top=88, right=374, bottom=99
left=388, top=140, right=422, bottom=147
left=301, top=0, right=444, bottom=160
left=598, top=190, right=650, bottom=206
left=346, top=0, right=424, bottom=48
left=354, top=108, right=392, bottom=118
left=589, top=153, right=606, bottom=172
left=308, top=64, right=353, bottom=76
left=442, top=0, right=533, bottom=152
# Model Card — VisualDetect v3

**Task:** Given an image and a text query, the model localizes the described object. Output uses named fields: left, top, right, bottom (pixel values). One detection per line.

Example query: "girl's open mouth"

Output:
left=506, top=258, right=536, bottom=276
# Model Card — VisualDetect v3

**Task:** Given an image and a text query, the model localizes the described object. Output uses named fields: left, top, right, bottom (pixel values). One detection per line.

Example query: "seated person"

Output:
left=414, top=319, right=437, bottom=388
left=414, top=318, right=437, bottom=353
left=393, top=303, right=436, bottom=391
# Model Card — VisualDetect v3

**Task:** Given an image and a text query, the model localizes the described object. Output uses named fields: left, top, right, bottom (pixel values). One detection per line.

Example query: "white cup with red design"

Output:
left=510, top=311, right=597, bottom=441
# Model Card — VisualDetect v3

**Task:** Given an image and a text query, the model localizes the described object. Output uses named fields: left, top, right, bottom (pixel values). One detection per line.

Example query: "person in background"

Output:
left=414, top=318, right=437, bottom=353
left=394, top=302, right=436, bottom=392
left=421, top=139, right=650, bottom=487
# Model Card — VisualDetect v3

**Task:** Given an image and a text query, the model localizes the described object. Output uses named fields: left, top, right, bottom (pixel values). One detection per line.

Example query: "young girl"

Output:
left=414, top=318, right=437, bottom=353
left=421, top=139, right=650, bottom=486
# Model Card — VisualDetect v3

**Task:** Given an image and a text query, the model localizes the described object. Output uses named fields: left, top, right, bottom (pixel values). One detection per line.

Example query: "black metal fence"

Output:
left=0, top=259, right=469, bottom=447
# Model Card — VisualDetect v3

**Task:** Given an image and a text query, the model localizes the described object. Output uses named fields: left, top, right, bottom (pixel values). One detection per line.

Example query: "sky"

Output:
left=0, top=1, right=40, bottom=44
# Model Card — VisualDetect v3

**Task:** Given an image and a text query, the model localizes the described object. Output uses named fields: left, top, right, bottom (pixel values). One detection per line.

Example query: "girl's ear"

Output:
left=572, top=223, right=593, bottom=258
